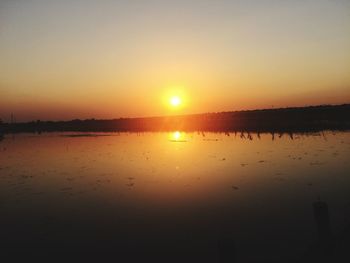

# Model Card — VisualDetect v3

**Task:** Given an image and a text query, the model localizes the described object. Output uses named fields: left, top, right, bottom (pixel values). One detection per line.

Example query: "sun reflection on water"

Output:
left=170, top=131, right=187, bottom=142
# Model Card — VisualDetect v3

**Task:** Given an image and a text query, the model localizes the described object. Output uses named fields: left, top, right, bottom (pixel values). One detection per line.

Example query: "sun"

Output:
left=170, top=96, right=181, bottom=107
left=162, top=88, right=186, bottom=110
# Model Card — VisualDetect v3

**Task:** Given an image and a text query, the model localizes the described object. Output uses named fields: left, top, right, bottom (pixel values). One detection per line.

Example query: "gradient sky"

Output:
left=1, top=0, right=350, bottom=121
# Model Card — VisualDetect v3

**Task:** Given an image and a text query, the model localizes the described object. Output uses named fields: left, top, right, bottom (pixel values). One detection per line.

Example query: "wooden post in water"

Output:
left=313, top=200, right=332, bottom=243
left=313, top=200, right=333, bottom=258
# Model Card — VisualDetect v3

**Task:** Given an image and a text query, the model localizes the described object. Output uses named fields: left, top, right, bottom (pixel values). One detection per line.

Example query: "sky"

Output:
left=0, top=0, right=350, bottom=121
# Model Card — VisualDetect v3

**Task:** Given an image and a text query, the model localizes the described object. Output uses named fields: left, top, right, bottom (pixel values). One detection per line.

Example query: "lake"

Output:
left=0, top=131, right=349, bottom=262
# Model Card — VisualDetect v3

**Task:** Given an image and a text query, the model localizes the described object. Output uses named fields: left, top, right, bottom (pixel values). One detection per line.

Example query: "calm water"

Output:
left=0, top=132, right=350, bottom=262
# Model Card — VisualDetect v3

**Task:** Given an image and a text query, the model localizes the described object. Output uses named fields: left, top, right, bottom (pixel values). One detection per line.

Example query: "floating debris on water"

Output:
left=274, top=177, right=285, bottom=182
left=60, top=187, right=73, bottom=191
left=309, top=161, right=325, bottom=166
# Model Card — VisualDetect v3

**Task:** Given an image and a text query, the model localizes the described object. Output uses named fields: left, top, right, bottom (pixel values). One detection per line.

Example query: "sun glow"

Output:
left=162, top=87, right=187, bottom=111
left=170, top=96, right=181, bottom=107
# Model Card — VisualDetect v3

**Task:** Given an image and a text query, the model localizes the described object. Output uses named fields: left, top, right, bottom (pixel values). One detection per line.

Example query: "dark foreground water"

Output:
left=0, top=131, right=349, bottom=262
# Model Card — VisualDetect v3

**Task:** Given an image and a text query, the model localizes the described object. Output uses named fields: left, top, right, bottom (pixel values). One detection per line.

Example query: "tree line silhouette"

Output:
left=1, top=104, right=349, bottom=134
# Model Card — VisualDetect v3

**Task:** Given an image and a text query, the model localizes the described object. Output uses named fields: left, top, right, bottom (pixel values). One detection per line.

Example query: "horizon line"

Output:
left=2, top=103, right=350, bottom=124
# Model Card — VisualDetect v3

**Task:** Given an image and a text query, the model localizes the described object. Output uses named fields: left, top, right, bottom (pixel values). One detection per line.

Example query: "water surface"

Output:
left=0, top=131, right=349, bottom=262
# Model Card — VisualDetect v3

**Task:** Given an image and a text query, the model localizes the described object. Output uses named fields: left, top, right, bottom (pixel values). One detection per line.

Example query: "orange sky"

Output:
left=1, top=0, right=350, bottom=122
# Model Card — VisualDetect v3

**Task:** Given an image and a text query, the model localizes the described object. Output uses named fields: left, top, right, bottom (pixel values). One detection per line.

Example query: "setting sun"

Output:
left=170, top=96, right=181, bottom=107
left=161, top=87, right=188, bottom=112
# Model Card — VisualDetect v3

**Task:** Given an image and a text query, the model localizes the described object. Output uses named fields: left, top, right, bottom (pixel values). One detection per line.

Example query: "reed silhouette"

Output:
left=0, top=118, right=3, bottom=140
